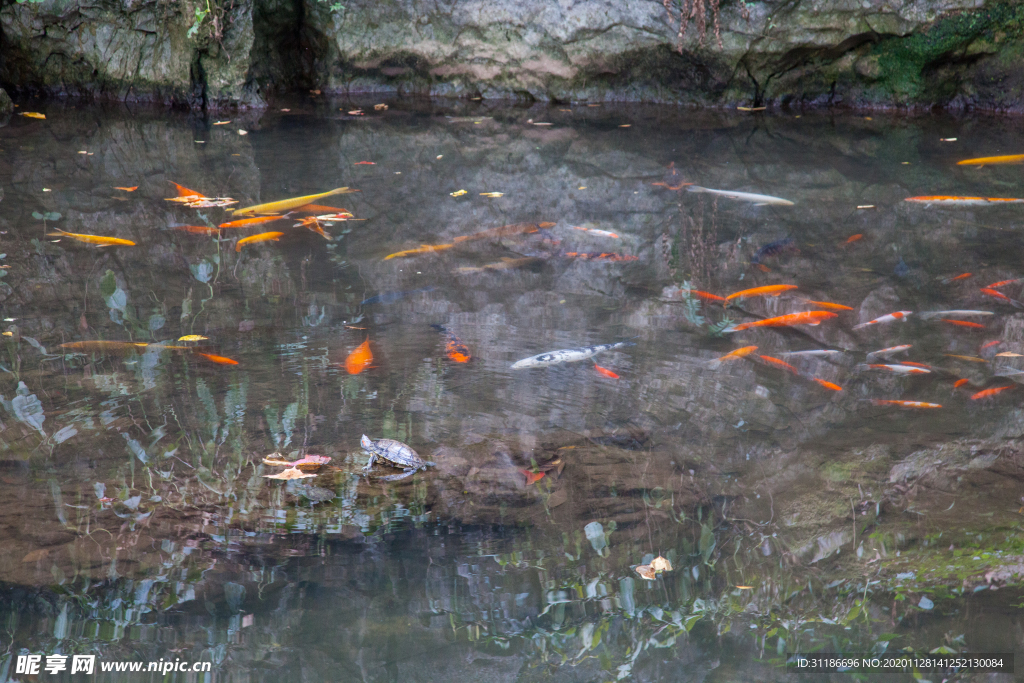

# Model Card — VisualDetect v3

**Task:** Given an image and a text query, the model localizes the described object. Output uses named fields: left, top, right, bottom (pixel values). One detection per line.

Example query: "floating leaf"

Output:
left=650, top=555, right=673, bottom=572
left=178, top=335, right=209, bottom=342
left=634, top=565, right=657, bottom=580
left=262, top=467, right=316, bottom=480
left=262, top=454, right=330, bottom=469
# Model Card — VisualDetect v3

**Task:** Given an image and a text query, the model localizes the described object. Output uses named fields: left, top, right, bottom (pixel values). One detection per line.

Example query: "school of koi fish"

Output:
left=52, top=151, right=1024, bottom=427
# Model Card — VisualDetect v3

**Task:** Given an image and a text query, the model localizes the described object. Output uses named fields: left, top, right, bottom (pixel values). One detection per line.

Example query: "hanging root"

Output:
left=664, top=0, right=723, bottom=53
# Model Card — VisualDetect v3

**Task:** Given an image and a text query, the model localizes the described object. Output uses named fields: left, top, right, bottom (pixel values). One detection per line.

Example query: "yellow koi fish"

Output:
left=235, top=231, right=284, bottom=251
left=383, top=244, right=455, bottom=260
left=232, top=187, right=359, bottom=216
left=957, top=154, right=1024, bottom=166
left=47, top=230, right=136, bottom=247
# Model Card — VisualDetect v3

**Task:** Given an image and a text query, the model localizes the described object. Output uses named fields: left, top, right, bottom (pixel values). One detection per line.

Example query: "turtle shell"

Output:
left=364, top=437, right=424, bottom=469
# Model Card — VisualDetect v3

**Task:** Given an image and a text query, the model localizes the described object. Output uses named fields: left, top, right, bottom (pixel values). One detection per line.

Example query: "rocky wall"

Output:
left=1, top=1, right=1023, bottom=112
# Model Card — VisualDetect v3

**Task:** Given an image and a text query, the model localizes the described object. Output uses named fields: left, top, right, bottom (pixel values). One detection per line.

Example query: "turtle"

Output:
left=360, top=435, right=436, bottom=481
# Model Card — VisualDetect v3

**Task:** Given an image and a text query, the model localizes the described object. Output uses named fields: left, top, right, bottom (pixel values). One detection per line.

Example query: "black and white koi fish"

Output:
left=511, top=341, right=635, bottom=369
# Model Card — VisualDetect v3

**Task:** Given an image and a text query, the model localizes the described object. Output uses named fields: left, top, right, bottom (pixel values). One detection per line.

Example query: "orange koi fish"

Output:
left=971, top=385, right=1015, bottom=400
left=860, top=364, right=931, bottom=375
left=943, top=273, right=972, bottom=283
left=453, top=222, right=555, bottom=243
left=813, top=378, right=843, bottom=391
left=219, top=215, right=286, bottom=229
left=725, top=284, right=798, bottom=301
left=294, top=204, right=352, bottom=215
left=980, top=340, right=1002, bottom=350
left=433, top=325, right=471, bottom=363
left=235, top=231, right=284, bottom=251
left=716, top=346, right=758, bottom=361
left=980, top=288, right=1024, bottom=308
left=169, top=181, right=205, bottom=198
left=801, top=300, right=854, bottom=311
left=942, top=319, right=986, bottom=329
left=563, top=252, right=639, bottom=262
left=196, top=352, right=239, bottom=365
left=345, top=339, right=373, bottom=375
left=113, top=186, right=138, bottom=192
left=845, top=234, right=863, bottom=244
left=852, top=311, right=911, bottom=330
left=47, top=230, right=135, bottom=247
left=986, top=279, right=1021, bottom=288
left=725, top=311, right=837, bottom=333
left=758, top=355, right=800, bottom=374
left=906, top=196, right=1024, bottom=205
left=677, top=288, right=726, bottom=303
left=869, top=400, right=942, bottom=409
left=594, top=364, right=620, bottom=378
left=957, top=154, right=1024, bottom=166
left=521, top=469, right=546, bottom=485
left=953, top=378, right=970, bottom=389
left=383, top=244, right=455, bottom=260
left=173, top=225, right=221, bottom=235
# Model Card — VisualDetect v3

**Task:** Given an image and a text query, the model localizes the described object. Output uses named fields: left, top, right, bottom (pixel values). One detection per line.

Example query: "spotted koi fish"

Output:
left=851, top=311, right=912, bottom=330
left=869, top=399, right=942, bottom=408
left=905, top=196, right=1024, bottom=205
left=511, top=341, right=635, bottom=369
left=858, top=363, right=931, bottom=375
left=432, top=325, right=471, bottom=363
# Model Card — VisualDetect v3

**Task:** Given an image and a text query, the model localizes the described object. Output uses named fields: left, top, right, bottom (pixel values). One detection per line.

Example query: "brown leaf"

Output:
left=634, top=564, right=657, bottom=580
left=21, top=549, right=49, bottom=563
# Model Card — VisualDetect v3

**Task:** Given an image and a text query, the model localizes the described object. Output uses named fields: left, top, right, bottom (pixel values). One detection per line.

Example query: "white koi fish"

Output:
left=857, top=363, right=931, bottom=375
left=918, top=310, right=994, bottom=320
left=511, top=341, right=635, bottom=369
left=687, top=185, right=795, bottom=206
left=852, top=311, right=912, bottom=330
left=573, top=226, right=620, bottom=239
left=778, top=350, right=845, bottom=357
left=865, top=344, right=912, bottom=360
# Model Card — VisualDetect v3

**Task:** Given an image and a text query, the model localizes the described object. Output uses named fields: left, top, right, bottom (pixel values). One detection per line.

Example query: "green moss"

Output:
left=872, top=2, right=1024, bottom=102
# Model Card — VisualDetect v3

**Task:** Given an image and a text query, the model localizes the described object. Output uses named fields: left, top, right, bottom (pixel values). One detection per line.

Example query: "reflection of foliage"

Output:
left=678, top=281, right=733, bottom=335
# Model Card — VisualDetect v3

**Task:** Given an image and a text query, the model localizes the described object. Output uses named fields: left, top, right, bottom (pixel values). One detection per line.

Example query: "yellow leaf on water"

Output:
left=480, top=192, right=504, bottom=198
left=650, top=555, right=673, bottom=572
left=178, top=335, right=209, bottom=342
left=449, top=189, right=467, bottom=197
left=262, top=467, right=315, bottom=480
left=20, top=112, right=46, bottom=120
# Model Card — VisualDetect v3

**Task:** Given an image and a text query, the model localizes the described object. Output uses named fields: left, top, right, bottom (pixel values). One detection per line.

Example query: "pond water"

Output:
left=0, top=98, right=1023, bottom=682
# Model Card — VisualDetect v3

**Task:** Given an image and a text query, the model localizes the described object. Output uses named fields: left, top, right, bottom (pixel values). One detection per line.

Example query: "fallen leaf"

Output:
left=450, top=189, right=467, bottom=197
left=521, top=469, right=545, bottom=485
left=213, top=120, right=232, bottom=125
left=480, top=192, right=504, bottom=198
left=736, top=106, right=766, bottom=112
left=650, top=555, right=673, bottom=572
left=262, top=467, right=316, bottom=480
left=374, top=103, right=388, bottom=111
left=114, top=186, right=138, bottom=192
left=635, top=564, right=657, bottom=580
left=263, top=454, right=331, bottom=468
left=178, top=335, right=209, bottom=341
left=21, top=549, right=49, bottom=562
left=20, top=112, right=46, bottom=119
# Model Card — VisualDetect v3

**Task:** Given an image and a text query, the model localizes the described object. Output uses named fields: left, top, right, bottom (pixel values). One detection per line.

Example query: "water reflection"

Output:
left=0, top=101, right=1023, bottom=680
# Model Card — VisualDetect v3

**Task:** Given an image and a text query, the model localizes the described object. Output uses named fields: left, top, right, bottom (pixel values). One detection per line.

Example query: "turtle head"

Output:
left=360, top=434, right=373, bottom=450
